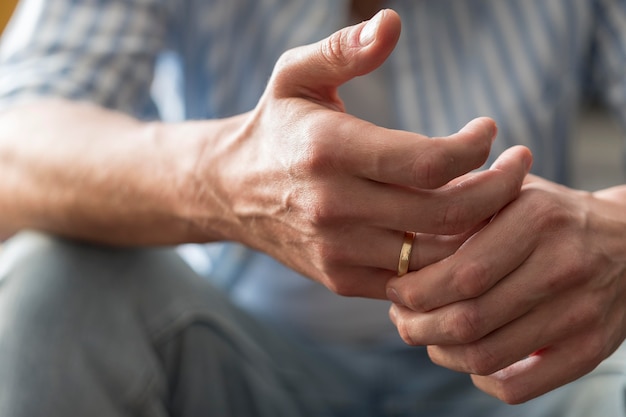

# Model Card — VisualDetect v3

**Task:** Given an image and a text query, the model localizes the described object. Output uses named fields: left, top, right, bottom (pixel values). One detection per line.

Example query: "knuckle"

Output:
left=441, top=303, right=483, bottom=343
left=270, top=48, right=301, bottom=89
left=323, top=272, right=360, bottom=297
left=560, top=251, right=588, bottom=279
left=412, top=148, right=448, bottom=189
left=522, top=190, right=571, bottom=231
left=559, top=302, right=592, bottom=331
left=301, top=185, right=342, bottom=227
left=538, top=203, right=571, bottom=230
left=305, top=198, right=338, bottom=228
left=581, top=296, right=607, bottom=327
left=394, top=314, right=419, bottom=346
left=545, top=254, right=590, bottom=293
left=464, top=343, right=501, bottom=375
left=450, top=261, right=490, bottom=299
left=319, top=32, right=350, bottom=69
left=476, top=374, right=531, bottom=405
left=437, top=202, right=466, bottom=234
left=274, top=48, right=294, bottom=71
left=498, top=385, right=532, bottom=405
left=577, top=330, right=611, bottom=373
left=295, top=126, right=335, bottom=175
left=401, top=288, right=426, bottom=312
left=433, top=187, right=493, bottom=234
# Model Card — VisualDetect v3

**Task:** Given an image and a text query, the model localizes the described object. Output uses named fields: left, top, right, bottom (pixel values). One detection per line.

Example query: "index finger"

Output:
left=336, top=116, right=497, bottom=189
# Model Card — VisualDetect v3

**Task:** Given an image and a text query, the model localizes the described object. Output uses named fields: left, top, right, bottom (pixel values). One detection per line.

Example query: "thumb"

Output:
left=268, top=9, right=401, bottom=108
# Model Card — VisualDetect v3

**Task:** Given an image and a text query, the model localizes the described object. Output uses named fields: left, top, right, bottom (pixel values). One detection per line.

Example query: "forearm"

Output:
left=0, top=99, right=233, bottom=245
left=593, top=184, right=626, bottom=208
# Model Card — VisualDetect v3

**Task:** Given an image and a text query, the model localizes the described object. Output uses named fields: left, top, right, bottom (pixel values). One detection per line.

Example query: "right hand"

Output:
left=188, top=9, right=533, bottom=298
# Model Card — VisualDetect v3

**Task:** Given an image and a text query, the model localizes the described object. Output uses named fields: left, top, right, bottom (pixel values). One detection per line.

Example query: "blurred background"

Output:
left=0, top=0, right=623, bottom=192
left=571, top=103, right=625, bottom=191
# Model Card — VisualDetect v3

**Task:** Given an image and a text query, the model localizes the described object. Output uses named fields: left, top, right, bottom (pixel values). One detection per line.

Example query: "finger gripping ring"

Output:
left=397, top=231, right=416, bottom=277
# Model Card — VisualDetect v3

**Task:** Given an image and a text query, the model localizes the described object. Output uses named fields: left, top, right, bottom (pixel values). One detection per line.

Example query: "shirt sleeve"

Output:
left=591, top=0, right=626, bottom=132
left=0, top=0, right=171, bottom=118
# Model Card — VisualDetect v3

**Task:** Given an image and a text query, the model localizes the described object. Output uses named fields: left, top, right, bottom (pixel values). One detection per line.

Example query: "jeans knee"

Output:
left=0, top=231, right=225, bottom=342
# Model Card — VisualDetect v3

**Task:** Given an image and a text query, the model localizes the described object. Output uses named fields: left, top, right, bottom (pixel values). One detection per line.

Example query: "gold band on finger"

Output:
left=397, top=231, right=416, bottom=277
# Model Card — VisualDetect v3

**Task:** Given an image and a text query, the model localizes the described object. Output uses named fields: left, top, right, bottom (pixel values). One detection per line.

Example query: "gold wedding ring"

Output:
left=397, top=231, right=416, bottom=277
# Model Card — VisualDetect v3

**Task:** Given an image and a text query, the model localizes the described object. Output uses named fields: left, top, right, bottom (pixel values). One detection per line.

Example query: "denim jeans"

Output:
left=1, top=232, right=625, bottom=417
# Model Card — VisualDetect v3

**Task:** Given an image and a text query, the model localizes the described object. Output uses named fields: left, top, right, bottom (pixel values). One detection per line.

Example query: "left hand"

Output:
left=387, top=174, right=626, bottom=403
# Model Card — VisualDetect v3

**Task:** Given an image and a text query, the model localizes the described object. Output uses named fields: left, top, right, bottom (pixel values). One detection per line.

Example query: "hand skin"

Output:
left=387, top=174, right=626, bottom=404
left=0, top=9, right=531, bottom=299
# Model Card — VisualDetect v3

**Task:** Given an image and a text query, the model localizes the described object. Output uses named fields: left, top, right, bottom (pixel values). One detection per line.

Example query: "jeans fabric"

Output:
left=1, top=232, right=625, bottom=417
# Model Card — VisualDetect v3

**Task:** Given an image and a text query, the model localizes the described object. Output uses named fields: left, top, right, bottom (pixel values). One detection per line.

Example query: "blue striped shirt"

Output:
left=1, top=0, right=626, bottom=344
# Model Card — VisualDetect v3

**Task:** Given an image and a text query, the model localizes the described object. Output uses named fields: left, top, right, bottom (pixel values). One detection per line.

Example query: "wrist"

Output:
left=156, top=113, right=251, bottom=244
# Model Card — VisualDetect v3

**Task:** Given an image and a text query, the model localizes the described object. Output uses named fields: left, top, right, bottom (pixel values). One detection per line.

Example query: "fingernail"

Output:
left=387, top=287, right=403, bottom=305
left=388, top=304, right=398, bottom=322
left=489, top=121, right=498, bottom=142
left=359, top=10, right=384, bottom=46
left=524, top=150, right=533, bottom=172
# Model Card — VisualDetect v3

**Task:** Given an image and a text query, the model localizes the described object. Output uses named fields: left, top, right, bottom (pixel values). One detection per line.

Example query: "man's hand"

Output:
left=387, top=175, right=626, bottom=403
left=186, top=9, right=532, bottom=298
left=0, top=10, right=531, bottom=301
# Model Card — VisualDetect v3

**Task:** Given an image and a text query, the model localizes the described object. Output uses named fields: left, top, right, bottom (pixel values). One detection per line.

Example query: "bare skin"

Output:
left=388, top=176, right=626, bottom=403
left=11, top=9, right=611, bottom=406
left=339, top=5, right=626, bottom=405
left=10, top=3, right=626, bottom=407
left=1, top=5, right=621, bottom=406
left=0, top=10, right=530, bottom=301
